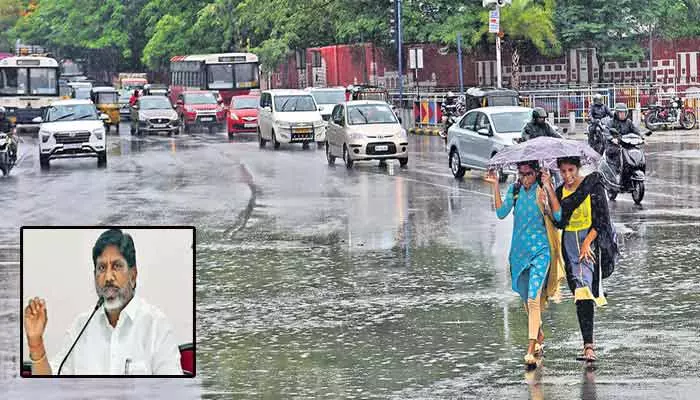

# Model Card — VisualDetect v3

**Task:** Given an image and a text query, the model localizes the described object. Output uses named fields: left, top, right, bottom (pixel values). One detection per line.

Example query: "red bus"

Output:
left=169, top=52, right=260, bottom=107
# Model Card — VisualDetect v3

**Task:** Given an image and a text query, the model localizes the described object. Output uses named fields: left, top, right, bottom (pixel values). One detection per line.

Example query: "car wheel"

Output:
left=105, top=124, right=111, bottom=134
left=258, top=128, right=267, bottom=148
left=449, top=149, right=466, bottom=178
left=272, top=130, right=280, bottom=150
left=130, top=124, right=135, bottom=135
left=325, top=141, right=336, bottom=166
left=228, top=131, right=234, bottom=140
left=317, top=141, right=324, bottom=149
left=116, top=124, right=120, bottom=134
left=97, top=152, right=107, bottom=168
left=184, top=122, right=191, bottom=134
left=39, top=153, right=50, bottom=170
left=302, top=141, right=310, bottom=150
left=343, top=144, right=354, bottom=169
left=208, top=125, right=216, bottom=134
left=399, top=157, right=408, bottom=167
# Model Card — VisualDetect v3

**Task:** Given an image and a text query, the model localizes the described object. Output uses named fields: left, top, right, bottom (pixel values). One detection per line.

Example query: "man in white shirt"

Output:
left=24, top=229, right=183, bottom=375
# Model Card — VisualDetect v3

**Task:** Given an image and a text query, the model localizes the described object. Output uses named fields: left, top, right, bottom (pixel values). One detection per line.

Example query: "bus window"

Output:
left=234, top=63, right=259, bottom=89
left=0, top=68, right=28, bottom=95
left=207, top=64, right=234, bottom=89
left=30, top=68, right=57, bottom=95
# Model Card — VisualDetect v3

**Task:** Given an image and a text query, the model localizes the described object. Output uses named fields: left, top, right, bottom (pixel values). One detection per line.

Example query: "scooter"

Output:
left=0, top=130, right=18, bottom=177
left=598, top=127, right=651, bottom=205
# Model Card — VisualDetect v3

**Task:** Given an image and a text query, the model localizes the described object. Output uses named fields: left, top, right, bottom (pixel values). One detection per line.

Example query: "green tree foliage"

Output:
left=7, top=0, right=700, bottom=75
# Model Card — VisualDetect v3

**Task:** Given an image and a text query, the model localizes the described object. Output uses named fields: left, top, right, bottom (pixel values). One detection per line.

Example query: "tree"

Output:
left=473, top=0, right=561, bottom=89
left=0, top=0, right=24, bottom=52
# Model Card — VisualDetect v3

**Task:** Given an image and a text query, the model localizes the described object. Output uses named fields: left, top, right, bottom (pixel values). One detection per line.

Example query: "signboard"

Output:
left=489, top=9, right=500, bottom=33
left=219, top=56, right=246, bottom=63
left=409, top=48, right=423, bottom=70
left=17, top=59, right=41, bottom=66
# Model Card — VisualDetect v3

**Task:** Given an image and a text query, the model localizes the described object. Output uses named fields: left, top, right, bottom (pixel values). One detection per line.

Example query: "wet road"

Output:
left=1, top=122, right=700, bottom=399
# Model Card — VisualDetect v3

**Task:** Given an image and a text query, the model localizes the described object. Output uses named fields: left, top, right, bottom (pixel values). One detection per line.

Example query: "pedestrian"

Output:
left=550, top=156, right=618, bottom=362
left=486, top=162, right=566, bottom=366
left=129, top=89, right=139, bottom=107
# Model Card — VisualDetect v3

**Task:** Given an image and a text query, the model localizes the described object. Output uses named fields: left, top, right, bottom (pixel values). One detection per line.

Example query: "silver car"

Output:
left=447, top=106, right=533, bottom=181
left=129, top=95, right=179, bottom=136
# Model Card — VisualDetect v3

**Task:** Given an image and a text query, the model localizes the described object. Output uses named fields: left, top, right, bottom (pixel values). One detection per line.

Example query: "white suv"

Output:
left=257, top=90, right=326, bottom=149
left=34, top=99, right=108, bottom=169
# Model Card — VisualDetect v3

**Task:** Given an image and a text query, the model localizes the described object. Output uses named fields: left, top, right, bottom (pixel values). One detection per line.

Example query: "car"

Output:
left=305, top=87, right=347, bottom=121
left=257, top=89, right=326, bottom=149
left=447, top=106, right=534, bottom=181
left=34, top=99, right=108, bottom=169
left=325, top=100, right=408, bottom=168
left=175, top=91, right=225, bottom=134
left=227, top=95, right=260, bottom=139
left=129, top=95, right=179, bottom=136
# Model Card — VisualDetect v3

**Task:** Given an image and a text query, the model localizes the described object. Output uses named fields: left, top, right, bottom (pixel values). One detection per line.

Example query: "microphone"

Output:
left=57, top=296, right=104, bottom=375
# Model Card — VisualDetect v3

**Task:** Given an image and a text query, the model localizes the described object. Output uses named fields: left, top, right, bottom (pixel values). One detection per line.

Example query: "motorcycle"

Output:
left=586, top=117, right=610, bottom=155
left=598, top=127, right=651, bottom=205
left=440, top=96, right=466, bottom=141
left=644, top=101, right=696, bottom=130
left=0, top=129, right=18, bottom=177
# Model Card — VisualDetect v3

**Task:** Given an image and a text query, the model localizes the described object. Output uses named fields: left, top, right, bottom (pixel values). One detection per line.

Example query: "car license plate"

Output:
left=244, top=123, right=257, bottom=128
left=152, top=124, right=166, bottom=128
left=375, top=145, right=388, bottom=151
left=64, top=143, right=82, bottom=150
left=200, top=117, right=214, bottom=122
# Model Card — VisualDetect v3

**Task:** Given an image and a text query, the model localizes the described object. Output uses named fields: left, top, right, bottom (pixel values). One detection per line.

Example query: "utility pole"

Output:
left=389, top=0, right=404, bottom=108
left=457, top=32, right=464, bottom=96
left=483, top=0, right=512, bottom=88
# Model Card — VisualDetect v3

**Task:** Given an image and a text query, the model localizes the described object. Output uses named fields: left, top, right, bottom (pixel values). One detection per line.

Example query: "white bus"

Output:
left=0, top=55, right=60, bottom=132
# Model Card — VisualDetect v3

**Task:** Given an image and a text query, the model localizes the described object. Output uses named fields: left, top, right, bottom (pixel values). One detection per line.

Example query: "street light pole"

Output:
left=484, top=0, right=511, bottom=88
left=457, top=32, right=464, bottom=96
left=496, top=32, right=502, bottom=88
left=397, top=0, right=404, bottom=106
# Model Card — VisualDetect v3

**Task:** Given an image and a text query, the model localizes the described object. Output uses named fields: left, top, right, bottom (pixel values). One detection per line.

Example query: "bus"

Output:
left=0, top=55, right=60, bottom=132
left=169, top=52, right=260, bottom=106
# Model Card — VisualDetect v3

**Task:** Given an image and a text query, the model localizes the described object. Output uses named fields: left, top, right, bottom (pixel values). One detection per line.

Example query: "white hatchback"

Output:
left=34, top=99, right=108, bottom=169
left=257, top=90, right=326, bottom=149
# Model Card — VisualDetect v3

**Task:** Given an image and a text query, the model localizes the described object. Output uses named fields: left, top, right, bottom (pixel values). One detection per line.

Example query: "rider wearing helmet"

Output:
left=589, top=94, right=612, bottom=121
left=441, top=91, right=458, bottom=116
left=0, top=106, right=17, bottom=162
left=606, top=103, right=641, bottom=138
left=521, top=107, right=562, bottom=141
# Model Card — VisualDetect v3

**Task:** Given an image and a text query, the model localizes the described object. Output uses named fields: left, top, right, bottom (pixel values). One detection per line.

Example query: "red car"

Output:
left=175, top=91, right=226, bottom=134
left=227, top=95, right=260, bottom=139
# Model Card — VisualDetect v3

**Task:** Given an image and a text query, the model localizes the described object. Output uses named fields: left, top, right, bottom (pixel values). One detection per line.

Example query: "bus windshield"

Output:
left=206, top=62, right=260, bottom=90
left=0, top=67, right=58, bottom=95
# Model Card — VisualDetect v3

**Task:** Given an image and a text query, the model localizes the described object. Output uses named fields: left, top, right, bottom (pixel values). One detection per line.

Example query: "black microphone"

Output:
left=57, top=296, right=104, bottom=375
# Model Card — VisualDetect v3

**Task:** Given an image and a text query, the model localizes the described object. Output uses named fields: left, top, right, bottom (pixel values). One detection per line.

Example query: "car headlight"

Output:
left=39, top=130, right=51, bottom=143
left=399, top=129, right=407, bottom=139
left=349, top=132, right=365, bottom=140
left=275, top=121, right=293, bottom=129
left=92, top=128, right=105, bottom=140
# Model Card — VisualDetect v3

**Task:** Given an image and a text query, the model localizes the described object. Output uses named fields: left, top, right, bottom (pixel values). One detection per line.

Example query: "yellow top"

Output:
left=562, top=185, right=592, bottom=232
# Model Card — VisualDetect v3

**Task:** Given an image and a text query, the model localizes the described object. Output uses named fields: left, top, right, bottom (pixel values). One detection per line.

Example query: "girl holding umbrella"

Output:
left=485, top=162, right=566, bottom=366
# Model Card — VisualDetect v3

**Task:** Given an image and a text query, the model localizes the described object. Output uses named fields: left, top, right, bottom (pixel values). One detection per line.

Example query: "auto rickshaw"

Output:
left=91, top=86, right=120, bottom=133
left=463, top=87, right=520, bottom=112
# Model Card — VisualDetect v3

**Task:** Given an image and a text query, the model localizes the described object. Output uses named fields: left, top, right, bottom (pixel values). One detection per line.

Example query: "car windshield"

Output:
left=232, top=97, right=259, bottom=109
left=347, top=104, right=397, bottom=125
left=73, top=88, right=91, bottom=99
left=490, top=111, right=532, bottom=133
left=185, top=93, right=217, bottom=104
left=140, top=97, right=172, bottom=109
left=45, top=104, right=98, bottom=122
left=274, top=95, right=316, bottom=112
left=310, top=90, right=346, bottom=105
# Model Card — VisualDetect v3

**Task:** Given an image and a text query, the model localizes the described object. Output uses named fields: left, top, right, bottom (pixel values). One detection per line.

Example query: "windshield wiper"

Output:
left=355, top=109, right=369, bottom=124
left=279, top=98, right=292, bottom=112
left=76, top=114, right=96, bottom=120
left=52, top=113, right=76, bottom=121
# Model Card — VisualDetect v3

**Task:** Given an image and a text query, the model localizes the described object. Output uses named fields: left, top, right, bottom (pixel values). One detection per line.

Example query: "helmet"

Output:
left=593, top=94, right=603, bottom=105
left=614, top=103, right=628, bottom=120
left=446, top=91, right=455, bottom=98
left=532, top=107, right=547, bottom=121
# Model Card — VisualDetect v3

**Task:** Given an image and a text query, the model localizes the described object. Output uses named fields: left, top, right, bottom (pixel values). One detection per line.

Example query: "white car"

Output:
left=257, top=89, right=326, bottom=149
left=447, top=106, right=535, bottom=181
left=34, top=99, right=108, bottom=169
left=325, top=100, right=408, bottom=168
left=305, top=87, right=347, bottom=122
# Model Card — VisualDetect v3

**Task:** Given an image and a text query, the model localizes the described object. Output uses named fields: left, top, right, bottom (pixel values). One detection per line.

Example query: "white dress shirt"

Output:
left=50, top=294, right=183, bottom=375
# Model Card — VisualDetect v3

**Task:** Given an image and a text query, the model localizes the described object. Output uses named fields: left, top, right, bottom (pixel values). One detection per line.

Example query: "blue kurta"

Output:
left=496, top=184, right=561, bottom=301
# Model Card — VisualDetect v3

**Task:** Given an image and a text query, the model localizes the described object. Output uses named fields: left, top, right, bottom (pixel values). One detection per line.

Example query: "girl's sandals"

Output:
left=576, top=344, right=597, bottom=362
left=534, top=328, right=545, bottom=357
left=524, top=353, right=538, bottom=366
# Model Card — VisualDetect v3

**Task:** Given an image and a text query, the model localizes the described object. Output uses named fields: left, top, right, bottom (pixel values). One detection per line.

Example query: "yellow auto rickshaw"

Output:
left=91, top=86, right=120, bottom=133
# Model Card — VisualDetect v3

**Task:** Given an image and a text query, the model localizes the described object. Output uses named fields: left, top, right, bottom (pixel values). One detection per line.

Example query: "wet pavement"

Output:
left=1, top=122, right=699, bottom=399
